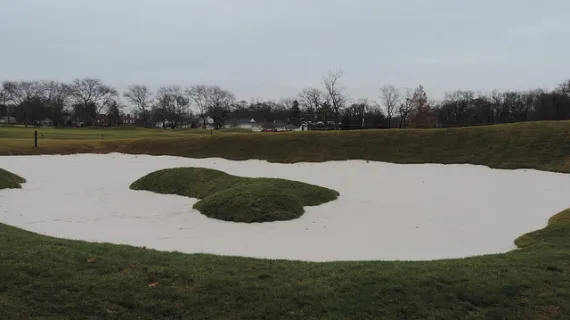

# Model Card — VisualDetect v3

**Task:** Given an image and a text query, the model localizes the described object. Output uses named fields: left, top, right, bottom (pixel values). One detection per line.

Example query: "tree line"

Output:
left=1, top=73, right=570, bottom=129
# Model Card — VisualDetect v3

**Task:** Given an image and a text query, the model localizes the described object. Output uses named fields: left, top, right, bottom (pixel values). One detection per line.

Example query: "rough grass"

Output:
left=2, top=121, right=570, bottom=173
left=0, top=207, right=569, bottom=319
left=2, top=122, right=570, bottom=318
left=0, top=168, right=25, bottom=189
left=129, top=167, right=339, bottom=223
left=515, top=209, right=570, bottom=249
left=0, top=126, right=252, bottom=141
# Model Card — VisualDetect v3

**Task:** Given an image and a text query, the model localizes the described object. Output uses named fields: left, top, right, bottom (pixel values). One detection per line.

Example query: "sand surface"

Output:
left=1, top=153, right=570, bottom=262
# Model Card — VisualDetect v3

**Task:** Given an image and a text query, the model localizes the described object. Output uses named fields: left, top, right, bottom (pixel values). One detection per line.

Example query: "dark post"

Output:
left=101, top=133, right=104, bottom=140
left=34, top=131, right=38, bottom=148
left=210, top=129, right=213, bottom=136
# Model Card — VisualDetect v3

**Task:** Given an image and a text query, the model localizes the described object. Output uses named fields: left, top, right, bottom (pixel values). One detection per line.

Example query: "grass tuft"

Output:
left=129, top=167, right=339, bottom=222
left=0, top=168, right=26, bottom=189
left=514, top=209, right=570, bottom=249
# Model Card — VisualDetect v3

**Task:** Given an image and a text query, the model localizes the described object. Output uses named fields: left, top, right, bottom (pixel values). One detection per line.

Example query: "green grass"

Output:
left=2, top=121, right=570, bottom=173
left=0, top=126, right=253, bottom=141
left=130, top=167, right=339, bottom=223
left=0, top=205, right=569, bottom=319
left=0, top=168, right=25, bottom=189
left=2, top=121, right=570, bottom=318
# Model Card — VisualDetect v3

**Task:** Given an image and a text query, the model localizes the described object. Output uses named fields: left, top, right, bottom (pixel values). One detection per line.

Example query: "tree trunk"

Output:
left=335, top=110, right=340, bottom=130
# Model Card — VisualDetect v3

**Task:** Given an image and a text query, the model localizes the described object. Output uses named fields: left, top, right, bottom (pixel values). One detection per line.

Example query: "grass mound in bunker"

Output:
left=129, top=167, right=339, bottom=223
left=0, top=168, right=25, bottom=190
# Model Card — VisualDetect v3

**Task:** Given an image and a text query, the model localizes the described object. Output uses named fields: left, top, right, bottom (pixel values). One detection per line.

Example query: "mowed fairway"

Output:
left=0, top=126, right=258, bottom=156
left=2, top=121, right=570, bottom=173
left=0, top=125, right=252, bottom=141
left=1, top=122, right=570, bottom=319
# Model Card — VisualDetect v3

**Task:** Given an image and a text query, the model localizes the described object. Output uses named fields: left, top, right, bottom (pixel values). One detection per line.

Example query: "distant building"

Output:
left=188, top=116, right=215, bottom=129
left=122, top=114, right=137, bottom=124
left=224, top=118, right=257, bottom=130
left=259, top=120, right=301, bottom=132
left=0, top=116, right=16, bottom=124
left=284, top=124, right=302, bottom=131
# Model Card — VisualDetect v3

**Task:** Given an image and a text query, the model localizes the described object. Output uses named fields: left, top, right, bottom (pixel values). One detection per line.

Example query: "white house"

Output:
left=224, top=118, right=257, bottom=130
left=0, top=116, right=16, bottom=124
left=194, top=116, right=215, bottom=129
left=40, top=118, right=53, bottom=126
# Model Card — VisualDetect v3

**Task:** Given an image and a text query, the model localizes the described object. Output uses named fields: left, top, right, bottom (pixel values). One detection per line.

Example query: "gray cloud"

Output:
left=1, top=0, right=569, bottom=101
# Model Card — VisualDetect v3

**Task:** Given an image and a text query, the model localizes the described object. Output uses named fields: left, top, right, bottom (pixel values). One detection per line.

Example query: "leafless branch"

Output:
left=69, top=78, right=118, bottom=127
left=380, top=85, right=400, bottom=128
left=124, top=84, right=153, bottom=127
left=322, top=70, right=347, bottom=129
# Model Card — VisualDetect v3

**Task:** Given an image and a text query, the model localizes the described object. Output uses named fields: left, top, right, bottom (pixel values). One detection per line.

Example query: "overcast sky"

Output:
left=1, top=0, right=569, bottom=102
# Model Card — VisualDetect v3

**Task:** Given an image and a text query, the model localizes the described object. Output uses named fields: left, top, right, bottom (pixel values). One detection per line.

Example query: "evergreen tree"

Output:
left=290, top=100, right=301, bottom=126
left=107, top=101, right=122, bottom=127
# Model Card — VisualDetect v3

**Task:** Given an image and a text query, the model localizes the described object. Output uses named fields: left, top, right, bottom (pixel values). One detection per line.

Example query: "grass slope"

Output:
left=130, top=167, right=339, bottom=223
left=2, top=121, right=570, bottom=173
left=0, top=168, right=25, bottom=189
left=0, top=208, right=569, bottom=319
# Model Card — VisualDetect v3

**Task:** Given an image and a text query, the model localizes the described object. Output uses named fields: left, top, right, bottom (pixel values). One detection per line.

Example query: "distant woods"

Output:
left=2, top=74, right=570, bottom=129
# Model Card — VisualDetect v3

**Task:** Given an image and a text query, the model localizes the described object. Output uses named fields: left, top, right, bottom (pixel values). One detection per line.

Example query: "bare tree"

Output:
left=187, top=85, right=235, bottom=129
left=356, top=98, right=372, bottom=128
left=0, top=85, right=10, bottom=104
left=557, top=79, right=570, bottom=97
left=443, top=90, right=475, bottom=125
left=398, top=88, right=414, bottom=128
left=0, top=84, right=12, bottom=126
left=153, top=88, right=171, bottom=128
left=249, top=96, right=265, bottom=106
left=380, top=85, right=400, bottom=128
left=186, top=85, right=210, bottom=128
left=41, top=80, right=71, bottom=126
left=174, top=89, right=191, bottom=127
left=155, top=85, right=188, bottom=128
left=68, top=78, right=118, bottom=127
left=298, top=88, right=323, bottom=113
left=278, top=97, right=296, bottom=110
left=429, top=98, right=442, bottom=128
left=206, top=86, right=235, bottom=129
left=322, top=71, right=348, bottom=129
left=124, top=84, right=153, bottom=127
left=298, top=87, right=324, bottom=129
left=2, top=80, right=45, bottom=127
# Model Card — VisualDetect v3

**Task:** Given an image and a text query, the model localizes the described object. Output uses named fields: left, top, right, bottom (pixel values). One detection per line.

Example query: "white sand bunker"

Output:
left=1, top=153, right=570, bottom=262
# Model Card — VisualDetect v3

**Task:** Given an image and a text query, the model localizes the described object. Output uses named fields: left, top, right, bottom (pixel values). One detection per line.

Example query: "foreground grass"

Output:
left=2, top=121, right=570, bottom=173
left=130, top=167, right=339, bottom=222
left=0, top=204, right=569, bottom=319
left=0, top=168, right=25, bottom=189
